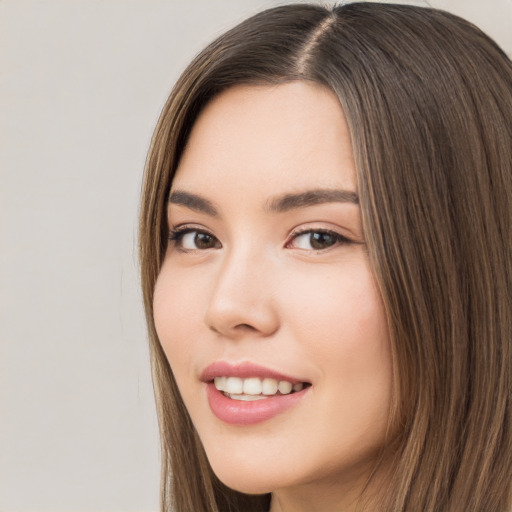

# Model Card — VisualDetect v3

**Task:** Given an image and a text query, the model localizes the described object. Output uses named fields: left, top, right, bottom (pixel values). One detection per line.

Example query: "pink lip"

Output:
left=206, top=384, right=309, bottom=425
left=201, top=361, right=311, bottom=426
left=200, top=361, right=307, bottom=384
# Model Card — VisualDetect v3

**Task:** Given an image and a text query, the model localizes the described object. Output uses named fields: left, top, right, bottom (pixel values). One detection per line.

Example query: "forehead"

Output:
left=172, top=82, right=356, bottom=197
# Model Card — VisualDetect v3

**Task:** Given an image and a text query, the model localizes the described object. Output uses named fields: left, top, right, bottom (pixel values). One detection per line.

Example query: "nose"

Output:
left=203, top=247, right=279, bottom=340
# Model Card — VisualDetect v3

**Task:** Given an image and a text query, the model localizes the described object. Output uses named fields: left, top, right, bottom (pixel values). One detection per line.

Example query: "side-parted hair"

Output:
left=139, top=3, right=512, bottom=511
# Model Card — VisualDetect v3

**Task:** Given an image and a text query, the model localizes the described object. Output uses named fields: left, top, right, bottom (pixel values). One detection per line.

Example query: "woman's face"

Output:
left=153, top=82, right=393, bottom=504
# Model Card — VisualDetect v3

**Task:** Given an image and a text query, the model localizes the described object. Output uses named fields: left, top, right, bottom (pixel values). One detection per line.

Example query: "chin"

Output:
left=206, top=451, right=292, bottom=495
left=212, top=467, right=274, bottom=495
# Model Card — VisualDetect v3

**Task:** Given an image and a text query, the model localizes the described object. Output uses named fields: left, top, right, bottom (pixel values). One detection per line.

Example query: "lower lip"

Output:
left=206, top=383, right=309, bottom=426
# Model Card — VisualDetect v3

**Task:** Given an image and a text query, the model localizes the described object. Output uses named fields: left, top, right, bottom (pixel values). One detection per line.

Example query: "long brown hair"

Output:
left=139, top=3, right=512, bottom=511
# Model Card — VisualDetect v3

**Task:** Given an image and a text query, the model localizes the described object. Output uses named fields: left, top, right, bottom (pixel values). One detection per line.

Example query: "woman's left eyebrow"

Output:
left=265, top=188, right=359, bottom=213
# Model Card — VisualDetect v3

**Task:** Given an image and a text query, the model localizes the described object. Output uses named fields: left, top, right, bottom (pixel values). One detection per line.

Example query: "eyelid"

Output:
left=169, top=224, right=200, bottom=240
left=168, top=223, right=206, bottom=236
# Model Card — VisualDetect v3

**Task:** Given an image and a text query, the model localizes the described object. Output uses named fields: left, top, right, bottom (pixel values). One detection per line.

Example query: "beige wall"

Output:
left=433, top=0, right=512, bottom=56
left=1, top=1, right=510, bottom=510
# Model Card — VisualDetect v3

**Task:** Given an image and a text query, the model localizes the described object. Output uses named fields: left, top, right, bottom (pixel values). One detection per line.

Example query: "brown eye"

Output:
left=309, top=232, right=337, bottom=249
left=290, top=230, right=350, bottom=250
left=194, top=232, right=220, bottom=249
left=169, top=229, right=221, bottom=250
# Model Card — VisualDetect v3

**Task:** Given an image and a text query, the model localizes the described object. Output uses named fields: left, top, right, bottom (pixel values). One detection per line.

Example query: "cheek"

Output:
left=152, top=261, right=203, bottom=379
left=284, top=256, right=388, bottom=356
left=283, top=257, right=392, bottom=427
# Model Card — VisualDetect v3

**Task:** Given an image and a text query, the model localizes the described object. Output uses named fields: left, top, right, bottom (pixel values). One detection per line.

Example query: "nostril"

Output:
left=207, top=323, right=256, bottom=335
left=236, top=323, right=257, bottom=331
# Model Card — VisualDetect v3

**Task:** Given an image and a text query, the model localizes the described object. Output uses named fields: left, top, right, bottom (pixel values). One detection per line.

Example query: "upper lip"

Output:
left=200, top=361, right=308, bottom=385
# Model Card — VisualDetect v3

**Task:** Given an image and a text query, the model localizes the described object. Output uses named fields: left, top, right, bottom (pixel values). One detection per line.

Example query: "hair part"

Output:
left=139, top=3, right=512, bottom=511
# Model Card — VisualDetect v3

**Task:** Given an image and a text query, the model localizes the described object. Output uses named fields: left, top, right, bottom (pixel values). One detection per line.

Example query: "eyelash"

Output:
left=168, top=226, right=352, bottom=252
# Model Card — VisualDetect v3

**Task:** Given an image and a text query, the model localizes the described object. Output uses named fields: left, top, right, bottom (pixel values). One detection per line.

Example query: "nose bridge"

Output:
left=204, top=239, right=278, bottom=337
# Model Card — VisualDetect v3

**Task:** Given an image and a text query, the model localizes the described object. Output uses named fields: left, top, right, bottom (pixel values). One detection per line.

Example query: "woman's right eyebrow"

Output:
left=168, top=190, right=219, bottom=217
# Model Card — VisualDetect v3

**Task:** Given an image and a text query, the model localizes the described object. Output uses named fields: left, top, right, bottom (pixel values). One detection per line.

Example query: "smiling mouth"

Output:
left=213, top=376, right=311, bottom=401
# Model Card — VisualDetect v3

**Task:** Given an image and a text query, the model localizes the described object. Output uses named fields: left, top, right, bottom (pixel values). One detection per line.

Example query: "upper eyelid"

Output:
left=168, top=224, right=216, bottom=236
left=169, top=225, right=217, bottom=238
left=288, top=226, right=352, bottom=240
left=169, top=222, right=210, bottom=231
left=169, top=225, right=351, bottom=237
left=290, top=226, right=344, bottom=235
left=286, top=228, right=351, bottom=246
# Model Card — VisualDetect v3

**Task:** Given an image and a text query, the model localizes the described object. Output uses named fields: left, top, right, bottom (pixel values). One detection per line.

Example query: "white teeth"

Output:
left=214, top=376, right=306, bottom=397
left=262, top=378, right=279, bottom=395
left=214, top=376, right=226, bottom=391
left=243, top=377, right=262, bottom=395
left=278, top=381, right=293, bottom=394
left=225, top=377, right=243, bottom=394
left=227, top=393, right=268, bottom=401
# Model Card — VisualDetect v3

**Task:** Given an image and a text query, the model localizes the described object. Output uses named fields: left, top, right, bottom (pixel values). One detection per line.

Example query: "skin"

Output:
left=153, top=82, right=393, bottom=512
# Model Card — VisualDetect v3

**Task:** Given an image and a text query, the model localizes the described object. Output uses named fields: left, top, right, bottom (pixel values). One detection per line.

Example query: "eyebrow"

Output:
left=169, top=190, right=219, bottom=216
left=168, top=188, right=359, bottom=216
left=265, top=188, right=359, bottom=212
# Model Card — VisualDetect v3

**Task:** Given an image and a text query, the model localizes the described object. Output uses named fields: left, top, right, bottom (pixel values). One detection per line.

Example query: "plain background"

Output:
left=1, top=1, right=511, bottom=510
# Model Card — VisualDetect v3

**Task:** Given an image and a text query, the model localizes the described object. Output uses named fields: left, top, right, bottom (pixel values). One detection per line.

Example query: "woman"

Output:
left=139, top=3, right=512, bottom=511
